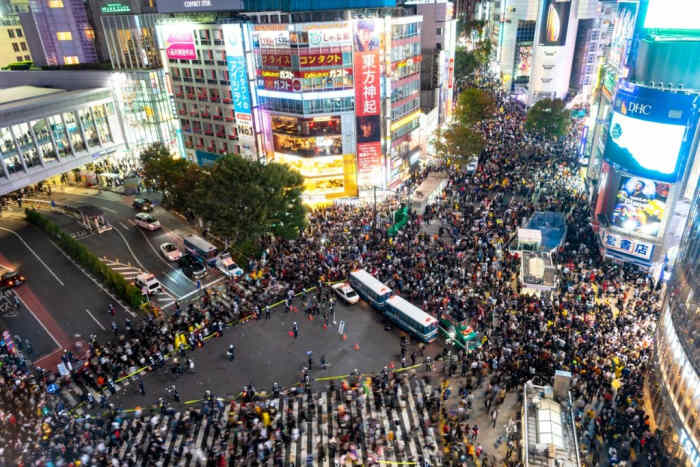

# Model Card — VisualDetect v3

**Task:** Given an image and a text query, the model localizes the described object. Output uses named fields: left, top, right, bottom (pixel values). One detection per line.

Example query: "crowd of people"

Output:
left=0, top=74, right=670, bottom=466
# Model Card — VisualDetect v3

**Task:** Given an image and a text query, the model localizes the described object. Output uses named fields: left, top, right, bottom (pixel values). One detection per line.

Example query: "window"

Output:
left=56, top=31, right=72, bottom=41
left=15, top=29, right=22, bottom=37
left=16, top=56, right=22, bottom=61
left=436, top=28, right=442, bottom=35
left=48, top=0, right=63, bottom=6
left=7, top=29, right=14, bottom=38
left=23, top=55, right=30, bottom=61
left=63, top=56, right=79, bottom=64
left=12, top=43, right=19, bottom=52
left=20, top=42, right=26, bottom=51
left=84, top=28, right=95, bottom=41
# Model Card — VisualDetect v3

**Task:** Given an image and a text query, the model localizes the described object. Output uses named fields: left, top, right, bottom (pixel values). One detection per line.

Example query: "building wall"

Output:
left=0, top=23, right=33, bottom=66
left=19, top=0, right=98, bottom=66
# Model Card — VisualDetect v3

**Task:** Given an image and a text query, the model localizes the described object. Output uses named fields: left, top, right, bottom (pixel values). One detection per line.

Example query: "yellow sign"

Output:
left=390, top=110, right=420, bottom=132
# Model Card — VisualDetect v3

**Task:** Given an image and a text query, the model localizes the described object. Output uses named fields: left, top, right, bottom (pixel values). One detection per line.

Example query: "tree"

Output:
left=432, top=124, right=485, bottom=168
left=139, top=143, right=200, bottom=210
left=454, top=47, right=480, bottom=82
left=455, top=87, right=496, bottom=126
left=198, top=154, right=306, bottom=249
left=525, top=98, right=571, bottom=138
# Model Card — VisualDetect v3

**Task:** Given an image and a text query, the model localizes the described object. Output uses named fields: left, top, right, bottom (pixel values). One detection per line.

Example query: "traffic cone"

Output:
left=389, top=361, right=395, bottom=369
left=342, top=333, right=347, bottom=341
left=323, top=323, right=328, bottom=329
left=354, top=343, right=360, bottom=351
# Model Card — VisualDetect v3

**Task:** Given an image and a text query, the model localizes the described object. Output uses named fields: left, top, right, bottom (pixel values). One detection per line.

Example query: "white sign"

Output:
left=602, top=230, right=654, bottom=260
left=518, top=228, right=542, bottom=245
left=338, top=320, right=345, bottom=335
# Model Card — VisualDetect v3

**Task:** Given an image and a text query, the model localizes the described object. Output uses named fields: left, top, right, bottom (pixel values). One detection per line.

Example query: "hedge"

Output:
left=25, top=209, right=145, bottom=310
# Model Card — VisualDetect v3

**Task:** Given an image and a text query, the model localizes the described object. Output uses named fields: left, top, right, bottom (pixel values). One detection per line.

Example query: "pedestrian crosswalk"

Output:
left=101, top=257, right=176, bottom=305
left=79, top=375, right=443, bottom=466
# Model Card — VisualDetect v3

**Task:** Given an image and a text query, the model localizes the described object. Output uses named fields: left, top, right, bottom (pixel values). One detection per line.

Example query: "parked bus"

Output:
left=384, top=295, right=438, bottom=343
left=183, top=235, right=218, bottom=266
left=348, top=269, right=392, bottom=310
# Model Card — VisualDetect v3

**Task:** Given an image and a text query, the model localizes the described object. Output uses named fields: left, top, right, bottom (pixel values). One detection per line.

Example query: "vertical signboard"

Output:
left=353, top=19, right=382, bottom=187
left=222, top=24, right=255, bottom=159
left=608, top=2, right=639, bottom=72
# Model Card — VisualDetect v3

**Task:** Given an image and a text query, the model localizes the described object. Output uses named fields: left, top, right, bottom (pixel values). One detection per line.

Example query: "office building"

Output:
left=0, top=85, right=126, bottom=195
left=0, top=18, right=33, bottom=67
left=19, top=0, right=98, bottom=66
left=648, top=179, right=699, bottom=466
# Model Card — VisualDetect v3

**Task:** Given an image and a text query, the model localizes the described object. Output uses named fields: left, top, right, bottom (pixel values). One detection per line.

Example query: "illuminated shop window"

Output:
left=48, top=0, right=63, bottom=7
left=63, top=56, right=79, bottom=64
left=56, top=31, right=72, bottom=41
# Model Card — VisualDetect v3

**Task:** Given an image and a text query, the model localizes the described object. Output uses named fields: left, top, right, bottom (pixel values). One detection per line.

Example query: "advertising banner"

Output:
left=354, top=19, right=383, bottom=187
left=308, top=28, right=352, bottom=47
left=299, top=52, right=343, bottom=68
left=513, top=44, right=533, bottom=85
left=602, top=230, right=655, bottom=261
left=261, top=53, right=292, bottom=67
left=222, top=24, right=255, bottom=158
left=605, top=84, right=698, bottom=182
left=540, top=0, right=571, bottom=46
left=611, top=176, right=669, bottom=238
left=257, top=30, right=290, bottom=48
left=644, top=0, right=700, bottom=31
left=160, top=25, right=196, bottom=60
left=156, top=0, right=241, bottom=13
left=608, top=2, right=638, bottom=71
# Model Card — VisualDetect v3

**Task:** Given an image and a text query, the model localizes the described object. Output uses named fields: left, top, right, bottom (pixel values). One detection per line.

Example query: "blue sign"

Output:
left=604, top=83, right=700, bottom=182
left=195, top=150, right=220, bottom=167
left=47, top=383, right=59, bottom=394
left=223, top=24, right=252, bottom=116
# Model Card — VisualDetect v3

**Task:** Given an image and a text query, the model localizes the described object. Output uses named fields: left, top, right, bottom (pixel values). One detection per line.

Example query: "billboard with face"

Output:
left=353, top=19, right=383, bottom=187
left=611, top=176, right=670, bottom=237
left=539, top=0, right=571, bottom=46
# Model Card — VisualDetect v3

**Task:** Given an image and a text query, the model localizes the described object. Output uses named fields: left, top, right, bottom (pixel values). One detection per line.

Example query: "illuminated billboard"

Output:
left=604, top=84, right=699, bottom=182
left=608, top=2, right=638, bottom=70
left=643, top=0, right=700, bottom=31
left=353, top=19, right=383, bottom=187
left=539, top=0, right=571, bottom=46
left=273, top=153, right=357, bottom=199
left=222, top=24, right=255, bottom=158
left=159, top=25, right=196, bottom=60
left=611, top=176, right=669, bottom=238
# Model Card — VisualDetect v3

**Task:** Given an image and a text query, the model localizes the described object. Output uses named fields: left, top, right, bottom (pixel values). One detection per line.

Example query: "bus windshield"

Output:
left=183, top=235, right=218, bottom=264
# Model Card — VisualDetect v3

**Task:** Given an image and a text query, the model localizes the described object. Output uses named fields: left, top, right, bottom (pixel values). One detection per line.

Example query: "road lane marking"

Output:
left=14, top=293, right=62, bottom=348
left=111, top=224, right=147, bottom=271
left=165, top=275, right=225, bottom=303
left=85, top=308, right=106, bottom=330
left=119, top=222, right=129, bottom=230
left=0, top=226, right=64, bottom=286
left=138, top=227, right=175, bottom=271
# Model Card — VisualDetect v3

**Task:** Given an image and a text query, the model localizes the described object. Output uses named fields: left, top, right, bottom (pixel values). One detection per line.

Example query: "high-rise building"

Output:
left=487, top=0, right=613, bottom=104
left=19, top=0, right=98, bottom=66
left=585, top=0, right=700, bottom=274
left=0, top=18, right=33, bottom=67
left=649, top=178, right=699, bottom=466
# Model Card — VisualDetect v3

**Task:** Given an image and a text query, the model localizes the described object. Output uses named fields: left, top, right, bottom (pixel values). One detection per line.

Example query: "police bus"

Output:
left=348, top=269, right=392, bottom=310
left=384, top=295, right=438, bottom=343
left=183, top=235, right=218, bottom=266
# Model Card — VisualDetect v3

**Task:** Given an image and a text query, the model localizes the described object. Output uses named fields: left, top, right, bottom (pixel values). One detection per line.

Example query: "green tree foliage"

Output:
left=455, top=87, right=497, bottom=126
left=432, top=124, right=485, bottom=168
left=525, top=98, right=572, bottom=138
left=198, top=154, right=306, bottom=246
left=454, top=47, right=481, bottom=81
left=139, top=145, right=306, bottom=259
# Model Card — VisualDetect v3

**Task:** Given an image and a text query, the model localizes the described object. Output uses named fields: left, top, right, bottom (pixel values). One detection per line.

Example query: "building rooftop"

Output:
left=0, top=85, right=65, bottom=105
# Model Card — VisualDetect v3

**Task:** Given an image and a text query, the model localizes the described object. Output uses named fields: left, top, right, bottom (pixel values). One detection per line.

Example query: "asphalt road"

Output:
left=110, top=297, right=431, bottom=411
left=43, top=190, right=220, bottom=302
left=0, top=216, right=128, bottom=364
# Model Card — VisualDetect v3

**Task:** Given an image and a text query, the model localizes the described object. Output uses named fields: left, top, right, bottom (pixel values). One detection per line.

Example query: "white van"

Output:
left=134, top=273, right=161, bottom=295
left=134, top=212, right=161, bottom=231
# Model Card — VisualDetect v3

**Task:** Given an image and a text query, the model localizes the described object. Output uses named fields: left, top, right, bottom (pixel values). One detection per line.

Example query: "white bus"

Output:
left=183, top=234, right=218, bottom=266
left=384, top=295, right=438, bottom=343
left=348, top=269, right=392, bottom=310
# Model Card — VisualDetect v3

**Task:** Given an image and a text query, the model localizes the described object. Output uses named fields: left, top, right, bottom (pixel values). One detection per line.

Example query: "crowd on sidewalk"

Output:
left=0, top=75, right=669, bottom=466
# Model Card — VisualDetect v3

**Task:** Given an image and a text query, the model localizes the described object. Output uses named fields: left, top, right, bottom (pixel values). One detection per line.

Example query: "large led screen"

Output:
left=604, top=111, right=686, bottom=180
left=539, top=0, right=571, bottom=46
left=643, top=0, right=700, bottom=30
left=611, top=176, right=669, bottom=237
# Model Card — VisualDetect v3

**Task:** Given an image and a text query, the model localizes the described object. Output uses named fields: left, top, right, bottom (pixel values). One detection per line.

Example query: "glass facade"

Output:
left=650, top=182, right=700, bottom=467
left=0, top=101, right=122, bottom=178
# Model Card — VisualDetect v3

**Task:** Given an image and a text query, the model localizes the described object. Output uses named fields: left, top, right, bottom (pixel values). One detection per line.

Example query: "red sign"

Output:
left=299, top=52, right=342, bottom=68
left=261, top=53, right=292, bottom=67
left=354, top=51, right=380, bottom=117
left=261, top=77, right=302, bottom=92
left=258, top=68, right=352, bottom=79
